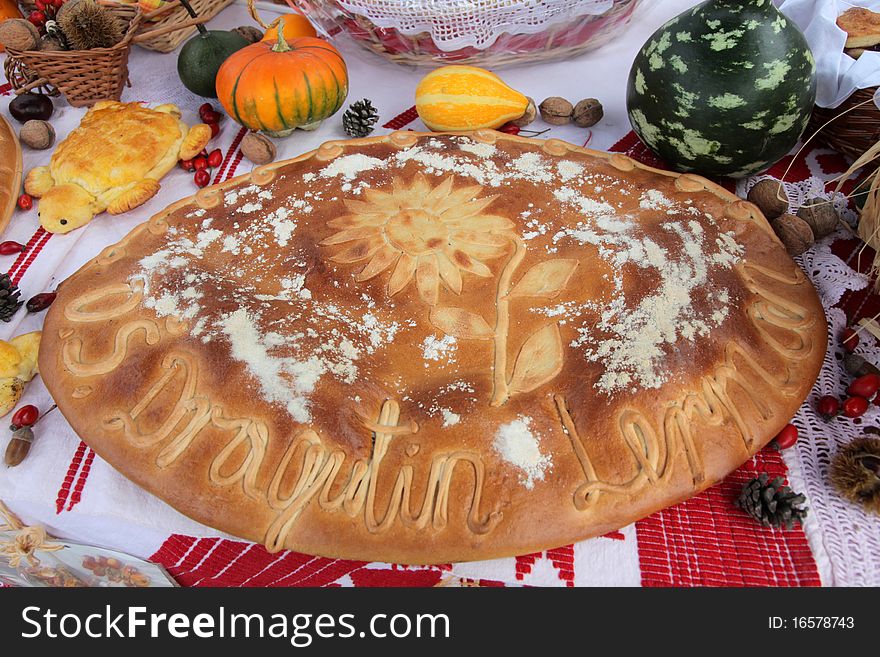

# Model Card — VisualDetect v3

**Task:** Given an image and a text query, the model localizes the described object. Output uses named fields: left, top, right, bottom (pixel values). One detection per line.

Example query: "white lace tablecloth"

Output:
left=1, top=0, right=878, bottom=586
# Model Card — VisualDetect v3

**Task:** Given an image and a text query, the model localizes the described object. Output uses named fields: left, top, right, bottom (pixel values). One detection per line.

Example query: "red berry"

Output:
left=841, top=327, right=859, bottom=352
left=198, top=102, right=214, bottom=121
left=179, top=159, right=194, bottom=172
left=192, top=156, right=208, bottom=171
left=194, top=169, right=210, bottom=188
left=847, top=373, right=880, bottom=400
left=0, top=241, right=26, bottom=256
left=842, top=396, right=869, bottom=418
left=816, top=395, right=840, bottom=419
left=35, top=0, right=46, bottom=11
left=209, top=122, right=220, bottom=138
left=26, top=291, right=56, bottom=313
left=499, top=123, right=520, bottom=135
left=202, top=109, right=222, bottom=124
left=17, top=194, right=32, bottom=211
left=207, top=149, right=223, bottom=168
left=772, top=423, right=798, bottom=450
left=28, top=10, right=45, bottom=26
left=52, top=0, right=64, bottom=8
left=11, top=404, right=39, bottom=428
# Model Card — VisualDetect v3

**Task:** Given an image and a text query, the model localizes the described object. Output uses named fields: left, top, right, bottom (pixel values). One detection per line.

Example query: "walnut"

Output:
left=797, top=197, right=839, bottom=238
left=19, top=120, right=55, bottom=150
left=240, top=132, right=276, bottom=165
left=232, top=25, right=263, bottom=43
left=771, top=213, right=813, bottom=256
left=511, top=97, right=537, bottom=128
left=747, top=178, right=789, bottom=219
left=572, top=98, right=603, bottom=128
left=0, top=18, right=41, bottom=51
left=539, top=96, right=573, bottom=125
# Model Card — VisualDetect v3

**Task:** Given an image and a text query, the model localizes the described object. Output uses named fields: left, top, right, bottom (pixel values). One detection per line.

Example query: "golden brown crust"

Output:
left=838, top=7, right=880, bottom=48
left=0, top=114, right=22, bottom=237
left=39, top=131, right=826, bottom=564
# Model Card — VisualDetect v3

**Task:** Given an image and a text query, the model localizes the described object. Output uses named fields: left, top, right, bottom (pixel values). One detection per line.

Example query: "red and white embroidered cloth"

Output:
left=1, top=0, right=878, bottom=587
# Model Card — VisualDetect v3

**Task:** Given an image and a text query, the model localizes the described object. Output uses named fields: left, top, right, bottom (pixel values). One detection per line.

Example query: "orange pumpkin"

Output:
left=261, top=12, right=316, bottom=42
left=216, top=26, right=348, bottom=137
left=0, top=0, right=23, bottom=53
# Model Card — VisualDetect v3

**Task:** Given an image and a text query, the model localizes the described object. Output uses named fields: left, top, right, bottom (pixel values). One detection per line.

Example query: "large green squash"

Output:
left=626, top=0, right=816, bottom=178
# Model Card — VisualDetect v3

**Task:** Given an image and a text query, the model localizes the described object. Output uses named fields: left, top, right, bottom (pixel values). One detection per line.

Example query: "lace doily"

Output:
left=332, top=0, right=616, bottom=51
left=737, top=174, right=880, bottom=585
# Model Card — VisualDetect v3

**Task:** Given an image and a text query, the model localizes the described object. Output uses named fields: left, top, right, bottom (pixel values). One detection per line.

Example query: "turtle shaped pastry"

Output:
left=24, top=101, right=212, bottom=234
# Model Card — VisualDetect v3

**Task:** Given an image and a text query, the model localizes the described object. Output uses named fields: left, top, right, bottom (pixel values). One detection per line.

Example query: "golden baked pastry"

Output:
left=0, top=113, right=22, bottom=237
left=39, top=132, right=826, bottom=563
left=24, top=101, right=211, bottom=235
left=838, top=7, right=880, bottom=48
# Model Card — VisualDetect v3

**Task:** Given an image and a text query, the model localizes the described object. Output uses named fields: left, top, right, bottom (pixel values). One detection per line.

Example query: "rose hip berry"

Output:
left=201, top=109, right=222, bottom=125
left=17, top=194, right=33, bottom=211
left=179, top=159, right=195, bottom=171
left=192, top=156, right=208, bottom=171
left=843, top=396, right=869, bottom=418
left=207, top=149, right=223, bottom=168
left=773, top=423, right=798, bottom=450
left=194, top=169, right=210, bottom=188
left=847, top=373, right=880, bottom=400
left=26, top=291, right=56, bottom=313
left=499, top=124, right=520, bottom=135
left=209, top=122, right=220, bottom=138
left=0, top=241, right=26, bottom=256
left=198, top=103, right=214, bottom=120
left=817, top=395, right=840, bottom=419
left=11, top=404, right=39, bottom=429
left=841, top=327, right=859, bottom=352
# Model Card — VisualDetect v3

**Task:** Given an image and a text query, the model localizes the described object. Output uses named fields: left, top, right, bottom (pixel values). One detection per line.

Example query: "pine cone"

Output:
left=342, top=99, right=379, bottom=138
left=0, top=275, right=22, bottom=323
left=736, top=473, right=808, bottom=529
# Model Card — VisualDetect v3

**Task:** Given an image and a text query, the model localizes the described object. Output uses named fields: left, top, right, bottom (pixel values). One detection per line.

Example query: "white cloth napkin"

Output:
left=780, top=0, right=880, bottom=107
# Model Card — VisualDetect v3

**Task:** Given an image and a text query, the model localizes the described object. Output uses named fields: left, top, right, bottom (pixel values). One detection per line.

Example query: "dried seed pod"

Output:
left=539, top=96, right=573, bottom=125
left=747, top=178, right=789, bottom=219
left=240, top=132, right=276, bottom=165
left=0, top=19, right=41, bottom=51
left=4, top=425, right=34, bottom=467
left=572, top=98, right=603, bottom=128
left=771, top=213, right=813, bottom=256
left=511, top=97, right=537, bottom=128
left=19, top=120, right=55, bottom=150
left=797, top=197, right=839, bottom=238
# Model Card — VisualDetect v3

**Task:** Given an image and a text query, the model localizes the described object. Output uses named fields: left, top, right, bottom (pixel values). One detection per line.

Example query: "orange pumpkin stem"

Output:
left=272, top=21, right=291, bottom=53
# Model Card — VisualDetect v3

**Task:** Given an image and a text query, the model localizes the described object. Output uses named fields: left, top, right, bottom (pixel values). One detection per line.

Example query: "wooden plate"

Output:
left=0, top=113, right=22, bottom=237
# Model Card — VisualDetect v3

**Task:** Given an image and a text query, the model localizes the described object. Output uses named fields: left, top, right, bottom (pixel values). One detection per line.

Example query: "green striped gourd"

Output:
left=626, top=0, right=816, bottom=177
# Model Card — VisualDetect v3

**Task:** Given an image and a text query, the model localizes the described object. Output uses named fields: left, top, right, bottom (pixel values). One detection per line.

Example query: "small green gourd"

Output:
left=176, top=0, right=248, bottom=98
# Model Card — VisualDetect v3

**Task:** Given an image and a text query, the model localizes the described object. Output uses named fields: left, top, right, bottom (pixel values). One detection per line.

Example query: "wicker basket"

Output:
left=130, top=0, right=236, bottom=52
left=291, top=0, right=641, bottom=68
left=807, top=87, right=880, bottom=161
left=5, top=11, right=141, bottom=107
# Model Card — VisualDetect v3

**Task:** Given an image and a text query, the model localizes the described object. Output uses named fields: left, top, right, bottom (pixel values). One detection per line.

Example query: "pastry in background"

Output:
left=838, top=6, right=880, bottom=58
